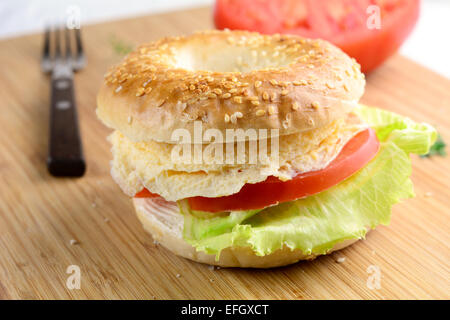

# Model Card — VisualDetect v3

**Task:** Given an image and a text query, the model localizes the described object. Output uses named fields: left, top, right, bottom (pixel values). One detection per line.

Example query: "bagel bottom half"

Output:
left=133, top=198, right=363, bottom=268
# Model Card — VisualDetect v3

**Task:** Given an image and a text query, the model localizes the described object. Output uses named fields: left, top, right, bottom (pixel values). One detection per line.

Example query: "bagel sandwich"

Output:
left=97, top=30, right=436, bottom=268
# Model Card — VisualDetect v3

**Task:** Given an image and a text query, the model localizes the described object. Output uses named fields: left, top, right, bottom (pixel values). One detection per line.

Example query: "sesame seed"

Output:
left=207, top=93, right=217, bottom=99
left=269, top=79, right=278, bottom=86
left=262, top=92, right=270, bottom=101
left=233, top=96, right=243, bottom=104
left=293, top=80, right=307, bottom=86
left=248, top=96, right=259, bottom=101
left=142, top=79, right=151, bottom=87
left=343, top=84, right=349, bottom=92
left=292, top=102, right=299, bottom=110
left=221, top=93, right=231, bottom=99
left=254, top=80, right=262, bottom=88
left=115, top=85, right=122, bottom=93
left=229, top=88, right=238, bottom=93
left=256, top=109, right=266, bottom=116
left=136, top=87, right=145, bottom=97
left=281, top=89, right=289, bottom=96
left=224, top=114, right=230, bottom=123
left=251, top=100, right=260, bottom=106
left=311, top=101, right=320, bottom=109
left=127, top=116, right=133, bottom=124
left=270, top=92, right=277, bottom=101
left=234, top=112, right=243, bottom=118
left=326, top=83, right=335, bottom=89
left=242, top=89, right=250, bottom=96
left=189, top=84, right=196, bottom=91
left=213, top=88, right=222, bottom=95
left=268, top=106, right=276, bottom=115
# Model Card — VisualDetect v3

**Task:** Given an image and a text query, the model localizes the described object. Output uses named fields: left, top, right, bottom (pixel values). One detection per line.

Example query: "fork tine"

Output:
left=74, top=28, right=86, bottom=70
left=54, top=26, right=61, bottom=59
left=41, top=26, right=52, bottom=73
left=65, top=26, right=72, bottom=60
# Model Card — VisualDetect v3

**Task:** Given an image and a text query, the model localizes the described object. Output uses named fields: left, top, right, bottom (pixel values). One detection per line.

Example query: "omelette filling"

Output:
left=109, top=113, right=368, bottom=201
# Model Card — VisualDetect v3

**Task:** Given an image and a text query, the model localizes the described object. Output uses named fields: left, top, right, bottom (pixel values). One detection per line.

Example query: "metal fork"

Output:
left=42, top=26, right=86, bottom=177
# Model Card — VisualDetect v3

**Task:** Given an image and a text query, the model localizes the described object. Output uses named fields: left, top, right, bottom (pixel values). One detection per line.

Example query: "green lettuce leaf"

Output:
left=179, top=105, right=437, bottom=259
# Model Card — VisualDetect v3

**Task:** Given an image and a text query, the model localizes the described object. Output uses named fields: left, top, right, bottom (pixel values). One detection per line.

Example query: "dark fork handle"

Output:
left=48, top=76, right=85, bottom=177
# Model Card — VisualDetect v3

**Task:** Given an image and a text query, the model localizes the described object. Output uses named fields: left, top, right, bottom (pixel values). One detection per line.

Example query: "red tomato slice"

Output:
left=134, top=188, right=160, bottom=198
left=214, top=0, right=420, bottom=73
left=187, top=128, right=379, bottom=212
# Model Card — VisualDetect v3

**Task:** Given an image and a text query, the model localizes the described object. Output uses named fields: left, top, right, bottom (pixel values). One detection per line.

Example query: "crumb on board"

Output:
left=176, top=273, right=181, bottom=278
left=336, top=257, right=346, bottom=263
left=69, top=239, right=79, bottom=246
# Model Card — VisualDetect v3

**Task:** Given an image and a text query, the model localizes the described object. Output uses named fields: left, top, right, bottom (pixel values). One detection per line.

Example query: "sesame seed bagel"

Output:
left=97, top=30, right=365, bottom=143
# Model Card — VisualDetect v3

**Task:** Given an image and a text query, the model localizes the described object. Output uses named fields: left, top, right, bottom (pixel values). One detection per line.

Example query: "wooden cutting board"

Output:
left=0, top=7, right=449, bottom=300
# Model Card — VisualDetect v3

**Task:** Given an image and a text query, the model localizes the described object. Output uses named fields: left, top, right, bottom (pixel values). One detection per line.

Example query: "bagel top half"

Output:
left=97, top=30, right=365, bottom=143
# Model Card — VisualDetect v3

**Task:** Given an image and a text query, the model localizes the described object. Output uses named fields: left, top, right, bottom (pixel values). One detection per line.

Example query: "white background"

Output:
left=0, top=0, right=449, bottom=78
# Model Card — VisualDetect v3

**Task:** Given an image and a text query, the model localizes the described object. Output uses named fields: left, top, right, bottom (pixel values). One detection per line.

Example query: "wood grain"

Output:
left=0, top=7, right=449, bottom=300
